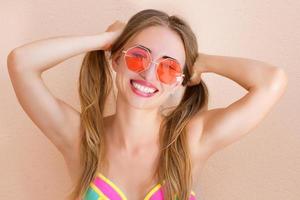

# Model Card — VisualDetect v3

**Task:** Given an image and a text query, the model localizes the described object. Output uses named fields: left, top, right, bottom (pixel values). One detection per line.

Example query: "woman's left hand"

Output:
left=186, top=53, right=207, bottom=86
left=102, top=20, right=126, bottom=51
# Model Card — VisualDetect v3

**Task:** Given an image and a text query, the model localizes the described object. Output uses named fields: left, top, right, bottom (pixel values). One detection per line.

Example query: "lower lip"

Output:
left=130, top=80, right=158, bottom=97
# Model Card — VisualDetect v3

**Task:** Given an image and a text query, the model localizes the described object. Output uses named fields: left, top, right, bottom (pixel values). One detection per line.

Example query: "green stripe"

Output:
left=84, top=187, right=100, bottom=200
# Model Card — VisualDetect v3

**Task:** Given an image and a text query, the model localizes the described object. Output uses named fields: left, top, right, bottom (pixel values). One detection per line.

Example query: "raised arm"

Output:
left=187, top=53, right=288, bottom=159
left=7, top=30, right=122, bottom=156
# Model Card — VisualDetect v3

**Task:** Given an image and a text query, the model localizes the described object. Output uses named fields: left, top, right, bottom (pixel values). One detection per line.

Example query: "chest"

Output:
left=93, top=141, right=203, bottom=200
left=84, top=116, right=205, bottom=200
left=98, top=144, right=160, bottom=199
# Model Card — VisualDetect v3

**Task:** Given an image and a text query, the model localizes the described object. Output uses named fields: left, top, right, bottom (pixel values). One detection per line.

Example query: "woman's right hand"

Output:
left=102, top=20, right=126, bottom=50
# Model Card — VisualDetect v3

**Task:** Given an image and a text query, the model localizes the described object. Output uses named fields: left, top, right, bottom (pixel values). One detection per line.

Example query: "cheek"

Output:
left=161, top=82, right=177, bottom=91
left=114, top=69, right=134, bottom=93
left=114, top=74, right=121, bottom=92
left=118, top=62, right=136, bottom=77
left=158, top=85, right=174, bottom=99
left=114, top=61, right=130, bottom=79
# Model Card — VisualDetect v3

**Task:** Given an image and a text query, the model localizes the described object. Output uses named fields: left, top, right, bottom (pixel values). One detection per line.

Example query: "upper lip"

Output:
left=130, top=79, right=159, bottom=91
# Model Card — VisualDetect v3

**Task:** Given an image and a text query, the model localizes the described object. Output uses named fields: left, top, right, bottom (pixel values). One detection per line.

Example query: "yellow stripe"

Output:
left=97, top=172, right=128, bottom=200
left=96, top=172, right=196, bottom=199
left=144, top=183, right=162, bottom=200
left=191, top=190, right=196, bottom=195
left=90, top=183, right=109, bottom=200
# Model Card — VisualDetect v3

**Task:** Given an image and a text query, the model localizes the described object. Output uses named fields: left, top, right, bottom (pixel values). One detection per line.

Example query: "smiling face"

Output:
left=111, top=25, right=186, bottom=110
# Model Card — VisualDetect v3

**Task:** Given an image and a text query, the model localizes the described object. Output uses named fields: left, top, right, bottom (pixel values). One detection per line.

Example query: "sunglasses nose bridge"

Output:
left=140, top=59, right=159, bottom=81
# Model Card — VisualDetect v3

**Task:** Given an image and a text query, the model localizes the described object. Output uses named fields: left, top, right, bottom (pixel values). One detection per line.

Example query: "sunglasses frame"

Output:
left=121, top=44, right=185, bottom=85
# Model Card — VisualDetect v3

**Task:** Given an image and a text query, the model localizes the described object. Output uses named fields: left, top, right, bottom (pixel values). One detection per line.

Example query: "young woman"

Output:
left=7, top=9, right=287, bottom=200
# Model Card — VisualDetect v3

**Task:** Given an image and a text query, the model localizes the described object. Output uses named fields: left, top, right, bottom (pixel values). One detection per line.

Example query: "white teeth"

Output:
left=132, top=81, right=156, bottom=94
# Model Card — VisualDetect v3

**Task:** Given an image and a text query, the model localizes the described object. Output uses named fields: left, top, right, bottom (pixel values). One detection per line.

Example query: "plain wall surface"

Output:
left=1, top=0, right=299, bottom=199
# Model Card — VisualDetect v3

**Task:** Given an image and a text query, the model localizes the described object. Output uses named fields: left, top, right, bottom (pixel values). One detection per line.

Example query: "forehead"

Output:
left=124, top=26, right=186, bottom=67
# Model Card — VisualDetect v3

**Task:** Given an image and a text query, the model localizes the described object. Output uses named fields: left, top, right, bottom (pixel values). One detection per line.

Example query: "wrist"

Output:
left=101, top=31, right=121, bottom=50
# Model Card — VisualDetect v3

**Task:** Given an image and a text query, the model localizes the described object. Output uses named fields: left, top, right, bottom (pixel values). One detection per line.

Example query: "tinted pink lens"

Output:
left=157, top=59, right=182, bottom=84
left=125, top=47, right=150, bottom=72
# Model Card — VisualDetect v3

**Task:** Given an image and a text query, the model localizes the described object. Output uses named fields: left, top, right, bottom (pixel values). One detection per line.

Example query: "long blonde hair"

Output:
left=67, top=9, right=209, bottom=200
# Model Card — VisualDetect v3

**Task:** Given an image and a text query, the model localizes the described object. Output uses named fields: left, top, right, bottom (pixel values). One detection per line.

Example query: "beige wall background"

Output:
left=1, top=0, right=299, bottom=199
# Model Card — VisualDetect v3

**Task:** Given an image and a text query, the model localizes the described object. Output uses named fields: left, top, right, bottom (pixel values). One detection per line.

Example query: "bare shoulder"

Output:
left=187, top=81, right=284, bottom=165
left=63, top=114, right=113, bottom=184
left=58, top=104, right=82, bottom=183
left=186, top=108, right=233, bottom=164
left=186, top=108, right=229, bottom=166
left=186, top=111, right=212, bottom=165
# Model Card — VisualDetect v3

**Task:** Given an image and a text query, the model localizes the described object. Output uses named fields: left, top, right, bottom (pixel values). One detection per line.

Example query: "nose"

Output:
left=139, top=60, right=158, bottom=81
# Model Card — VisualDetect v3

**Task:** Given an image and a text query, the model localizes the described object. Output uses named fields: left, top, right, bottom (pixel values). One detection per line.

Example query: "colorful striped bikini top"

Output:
left=83, top=172, right=197, bottom=200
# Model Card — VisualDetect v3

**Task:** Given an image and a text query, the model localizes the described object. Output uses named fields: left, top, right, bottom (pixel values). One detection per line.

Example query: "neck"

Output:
left=107, top=94, right=164, bottom=154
